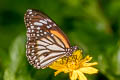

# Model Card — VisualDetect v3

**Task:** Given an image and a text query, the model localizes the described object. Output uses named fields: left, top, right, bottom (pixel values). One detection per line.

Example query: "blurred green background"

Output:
left=0, top=0, right=120, bottom=80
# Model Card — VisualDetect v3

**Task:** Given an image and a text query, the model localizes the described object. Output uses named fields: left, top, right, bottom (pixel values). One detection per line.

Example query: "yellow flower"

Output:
left=49, top=50, right=98, bottom=80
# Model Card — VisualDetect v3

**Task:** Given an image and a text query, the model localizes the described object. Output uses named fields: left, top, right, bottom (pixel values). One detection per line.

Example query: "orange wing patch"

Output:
left=50, top=30, right=70, bottom=48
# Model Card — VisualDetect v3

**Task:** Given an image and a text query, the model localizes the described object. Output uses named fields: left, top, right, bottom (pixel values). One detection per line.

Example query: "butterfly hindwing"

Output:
left=36, top=35, right=66, bottom=68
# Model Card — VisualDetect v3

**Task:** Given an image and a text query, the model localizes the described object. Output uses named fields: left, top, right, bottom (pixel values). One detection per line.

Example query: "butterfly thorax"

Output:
left=65, top=46, right=78, bottom=56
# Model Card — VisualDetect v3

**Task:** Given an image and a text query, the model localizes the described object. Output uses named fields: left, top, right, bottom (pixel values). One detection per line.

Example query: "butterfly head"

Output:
left=71, top=45, right=78, bottom=53
left=66, top=46, right=78, bottom=56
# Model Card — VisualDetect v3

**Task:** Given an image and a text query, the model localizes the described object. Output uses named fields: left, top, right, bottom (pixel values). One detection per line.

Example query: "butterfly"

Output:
left=24, top=9, right=78, bottom=69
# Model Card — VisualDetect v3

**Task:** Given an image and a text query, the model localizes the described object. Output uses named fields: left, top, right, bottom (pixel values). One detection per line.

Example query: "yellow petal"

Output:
left=79, top=56, right=92, bottom=65
left=79, top=67, right=98, bottom=74
left=69, top=71, right=78, bottom=80
left=49, top=62, right=67, bottom=70
left=76, top=70, right=87, bottom=80
left=73, top=50, right=82, bottom=54
left=83, top=62, right=98, bottom=67
left=54, top=70, right=63, bottom=76
left=69, top=50, right=83, bottom=62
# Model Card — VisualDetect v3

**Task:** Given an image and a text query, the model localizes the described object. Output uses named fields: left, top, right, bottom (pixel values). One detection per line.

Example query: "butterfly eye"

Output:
left=24, top=9, right=78, bottom=69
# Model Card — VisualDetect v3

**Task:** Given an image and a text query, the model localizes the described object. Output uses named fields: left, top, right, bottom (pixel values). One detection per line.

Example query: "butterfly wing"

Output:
left=24, top=9, right=71, bottom=69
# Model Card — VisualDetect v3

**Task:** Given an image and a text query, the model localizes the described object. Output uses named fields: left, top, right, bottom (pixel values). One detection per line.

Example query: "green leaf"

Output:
left=4, top=69, right=15, bottom=80
left=112, top=41, right=120, bottom=75
left=4, top=35, right=26, bottom=80
left=9, top=35, right=25, bottom=73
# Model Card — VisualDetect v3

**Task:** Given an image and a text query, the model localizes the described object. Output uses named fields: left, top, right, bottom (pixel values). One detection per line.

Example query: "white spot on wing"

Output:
left=36, top=31, right=39, bottom=33
left=37, top=34, right=40, bottom=36
left=51, top=34, right=54, bottom=36
left=35, top=59, right=38, bottom=63
left=29, top=12, right=32, bottom=14
left=27, top=9, right=32, bottom=12
left=33, top=33, right=35, bottom=36
left=46, top=25, right=50, bottom=29
left=27, top=29, right=31, bottom=32
left=53, top=23, right=56, bottom=26
left=32, top=30, right=34, bottom=32
left=49, top=25, right=52, bottom=27
left=37, top=27, right=40, bottom=30
left=47, top=19, right=52, bottom=22
left=41, top=34, right=43, bottom=36
left=44, top=32, right=47, bottom=34
left=31, top=53, right=34, bottom=55
left=40, top=30, right=42, bottom=32
left=34, top=22, right=43, bottom=26
left=31, top=26, right=34, bottom=29
left=27, top=33, right=30, bottom=37
left=46, top=25, right=52, bottom=29
left=32, top=50, right=35, bottom=52
left=39, top=20, right=47, bottom=24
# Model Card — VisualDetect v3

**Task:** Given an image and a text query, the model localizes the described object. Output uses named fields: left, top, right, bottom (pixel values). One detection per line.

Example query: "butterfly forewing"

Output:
left=24, top=9, right=73, bottom=69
